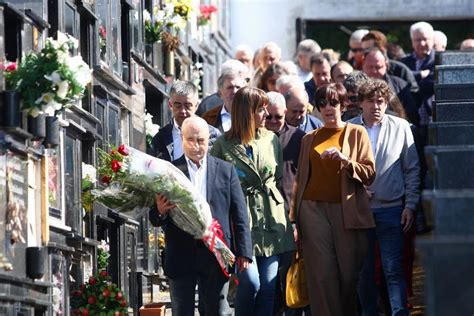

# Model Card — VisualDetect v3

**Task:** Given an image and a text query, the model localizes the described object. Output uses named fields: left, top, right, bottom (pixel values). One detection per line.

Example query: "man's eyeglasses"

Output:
left=267, top=114, right=284, bottom=120
left=348, top=95, right=359, bottom=103
left=350, top=47, right=364, bottom=53
left=315, top=99, right=340, bottom=108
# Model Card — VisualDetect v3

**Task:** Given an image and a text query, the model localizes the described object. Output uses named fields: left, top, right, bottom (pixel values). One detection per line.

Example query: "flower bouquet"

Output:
left=198, top=4, right=217, bottom=26
left=92, top=145, right=235, bottom=276
left=6, top=32, right=92, bottom=117
left=143, top=1, right=187, bottom=46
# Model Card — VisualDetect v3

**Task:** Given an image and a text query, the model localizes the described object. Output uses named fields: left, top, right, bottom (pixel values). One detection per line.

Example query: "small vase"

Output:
left=164, top=50, right=175, bottom=76
left=44, top=116, right=60, bottom=148
left=26, top=246, right=46, bottom=279
left=1, top=90, right=21, bottom=128
left=28, top=113, right=46, bottom=140
left=145, top=43, right=153, bottom=64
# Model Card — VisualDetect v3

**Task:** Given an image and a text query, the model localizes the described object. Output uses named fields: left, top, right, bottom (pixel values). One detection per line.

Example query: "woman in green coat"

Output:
left=210, top=86, right=295, bottom=316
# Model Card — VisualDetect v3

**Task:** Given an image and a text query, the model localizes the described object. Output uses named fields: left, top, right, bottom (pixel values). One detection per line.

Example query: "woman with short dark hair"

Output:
left=291, top=82, right=376, bottom=316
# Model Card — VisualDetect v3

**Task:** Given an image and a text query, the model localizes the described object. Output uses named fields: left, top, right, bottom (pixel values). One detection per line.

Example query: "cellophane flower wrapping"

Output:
left=93, top=146, right=235, bottom=275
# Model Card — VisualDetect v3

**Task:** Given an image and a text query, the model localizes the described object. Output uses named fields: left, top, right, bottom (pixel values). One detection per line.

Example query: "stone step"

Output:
left=422, top=189, right=474, bottom=236
left=433, top=101, right=474, bottom=122
left=428, top=121, right=474, bottom=145
left=418, top=237, right=474, bottom=316
left=436, top=51, right=474, bottom=65
left=425, top=145, right=474, bottom=190
left=436, top=65, right=474, bottom=84
left=434, top=83, right=474, bottom=102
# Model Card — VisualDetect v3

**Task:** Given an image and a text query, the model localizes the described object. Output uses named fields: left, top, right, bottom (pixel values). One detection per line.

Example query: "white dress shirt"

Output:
left=185, top=156, right=207, bottom=200
left=172, top=119, right=183, bottom=160
left=220, top=106, right=232, bottom=132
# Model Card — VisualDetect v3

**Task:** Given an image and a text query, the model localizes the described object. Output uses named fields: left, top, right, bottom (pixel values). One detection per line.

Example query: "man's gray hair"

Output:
left=235, top=44, right=253, bottom=57
left=343, top=71, right=369, bottom=93
left=262, top=42, right=282, bottom=58
left=275, top=75, right=305, bottom=92
left=170, top=80, right=198, bottom=97
left=410, top=21, right=434, bottom=39
left=350, top=29, right=369, bottom=43
left=297, top=39, right=321, bottom=55
left=434, top=30, right=448, bottom=47
left=267, top=91, right=286, bottom=109
left=217, top=69, right=244, bottom=89
left=220, top=59, right=248, bottom=76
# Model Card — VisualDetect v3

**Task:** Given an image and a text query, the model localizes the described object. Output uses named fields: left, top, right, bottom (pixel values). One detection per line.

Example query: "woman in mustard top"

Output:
left=291, top=83, right=376, bottom=316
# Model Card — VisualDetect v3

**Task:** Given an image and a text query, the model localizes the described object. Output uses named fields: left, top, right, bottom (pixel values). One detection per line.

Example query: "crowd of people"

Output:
left=149, top=21, right=472, bottom=316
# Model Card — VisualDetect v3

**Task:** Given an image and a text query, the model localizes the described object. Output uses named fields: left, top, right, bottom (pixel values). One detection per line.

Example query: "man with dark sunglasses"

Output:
left=342, top=71, right=370, bottom=121
left=347, top=29, right=369, bottom=70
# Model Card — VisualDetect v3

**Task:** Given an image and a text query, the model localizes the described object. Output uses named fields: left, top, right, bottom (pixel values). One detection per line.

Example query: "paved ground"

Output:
left=152, top=249, right=427, bottom=316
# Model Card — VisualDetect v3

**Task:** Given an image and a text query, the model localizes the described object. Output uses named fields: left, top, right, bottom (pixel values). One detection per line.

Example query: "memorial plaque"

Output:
left=436, top=51, right=474, bottom=66
left=428, top=122, right=474, bottom=146
left=435, top=83, right=474, bottom=102
left=433, top=101, right=474, bottom=122
left=423, top=190, right=474, bottom=236
left=425, top=145, right=474, bottom=190
left=419, top=238, right=474, bottom=316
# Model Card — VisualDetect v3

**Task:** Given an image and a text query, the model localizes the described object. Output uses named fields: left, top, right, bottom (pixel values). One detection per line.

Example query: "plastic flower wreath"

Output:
left=198, top=4, right=217, bottom=26
left=6, top=32, right=92, bottom=117
left=71, top=240, right=127, bottom=315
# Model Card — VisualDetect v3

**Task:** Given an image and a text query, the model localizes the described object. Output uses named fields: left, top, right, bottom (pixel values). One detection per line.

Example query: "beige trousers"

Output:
left=299, top=200, right=368, bottom=316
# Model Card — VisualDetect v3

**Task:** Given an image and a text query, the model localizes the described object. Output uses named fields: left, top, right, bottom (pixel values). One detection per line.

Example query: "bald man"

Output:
left=150, top=116, right=252, bottom=316
left=284, top=86, right=323, bottom=133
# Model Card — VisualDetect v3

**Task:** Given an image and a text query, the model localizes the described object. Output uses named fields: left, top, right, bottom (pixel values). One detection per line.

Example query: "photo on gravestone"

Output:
left=4, top=151, right=28, bottom=271
left=0, top=147, right=12, bottom=271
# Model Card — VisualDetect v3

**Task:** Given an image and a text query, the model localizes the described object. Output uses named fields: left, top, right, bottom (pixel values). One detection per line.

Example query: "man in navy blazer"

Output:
left=149, top=117, right=252, bottom=316
left=401, top=21, right=436, bottom=128
left=150, top=80, right=220, bottom=162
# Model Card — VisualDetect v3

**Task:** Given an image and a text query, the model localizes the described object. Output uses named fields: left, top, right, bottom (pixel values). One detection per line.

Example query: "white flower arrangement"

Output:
left=144, top=112, right=160, bottom=146
left=6, top=32, right=92, bottom=117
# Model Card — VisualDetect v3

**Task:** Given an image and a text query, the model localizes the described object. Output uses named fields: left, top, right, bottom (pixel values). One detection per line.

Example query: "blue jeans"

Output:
left=358, top=206, right=408, bottom=316
left=235, top=255, right=280, bottom=316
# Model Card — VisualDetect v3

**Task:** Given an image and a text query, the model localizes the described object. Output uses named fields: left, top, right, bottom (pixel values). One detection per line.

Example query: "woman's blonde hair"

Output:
left=227, top=86, right=269, bottom=145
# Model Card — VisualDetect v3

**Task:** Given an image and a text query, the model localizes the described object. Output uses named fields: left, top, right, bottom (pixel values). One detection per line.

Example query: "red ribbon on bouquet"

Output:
left=202, top=218, right=233, bottom=278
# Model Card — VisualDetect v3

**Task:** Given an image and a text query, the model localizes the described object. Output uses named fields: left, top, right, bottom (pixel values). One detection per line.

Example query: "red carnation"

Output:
left=80, top=284, right=86, bottom=290
left=111, top=160, right=121, bottom=173
left=116, top=291, right=123, bottom=300
left=99, top=270, right=108, bottom=277
left=89, top=277, right=97, bottom=285
left=82, top=309, right=89, bottom=316
left=5, top=62, right=16, bottom=72
left=118, top=144, right=128, bottom=156
left=103, top=289, right=110, bottom=298
left=101, top=175, right=111, bottom=184
left=87, top=296, right=96, bottom=305
left=120, top=299, right=127, bottom=307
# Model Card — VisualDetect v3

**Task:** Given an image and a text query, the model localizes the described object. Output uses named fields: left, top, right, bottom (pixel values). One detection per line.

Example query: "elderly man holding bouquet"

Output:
left=149, top=116, right=252, bottom=316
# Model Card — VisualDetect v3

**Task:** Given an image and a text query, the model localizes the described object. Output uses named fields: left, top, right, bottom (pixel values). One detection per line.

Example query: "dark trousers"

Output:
left=169, top=246, right=227, bottom=316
